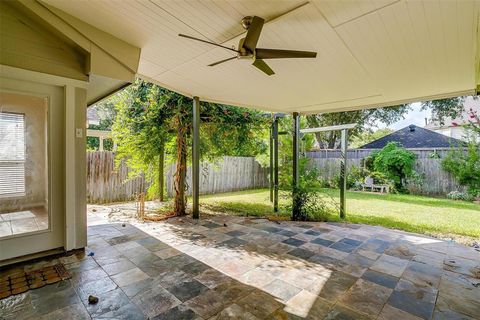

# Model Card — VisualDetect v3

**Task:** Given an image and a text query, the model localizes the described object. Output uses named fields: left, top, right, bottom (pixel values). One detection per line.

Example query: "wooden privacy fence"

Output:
left=87, top=152, right=268, bottom=203
left=87, top=152, right=147, bottom=203
left=307, top=148, right=464, bottom=195
left=306, top=148, right=454, bottom=159
left=166, top=156, right=269, bottom=197
left=87, top=149, right=462, bottom=202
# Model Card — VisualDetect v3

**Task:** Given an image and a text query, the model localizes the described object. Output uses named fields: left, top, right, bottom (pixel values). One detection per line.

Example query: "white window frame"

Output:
left=0, top=111, right=26, bottom=198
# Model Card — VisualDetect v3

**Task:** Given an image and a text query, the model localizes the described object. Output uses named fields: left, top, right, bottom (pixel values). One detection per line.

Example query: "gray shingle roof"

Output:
left=359, top=125, right=463, bottom=149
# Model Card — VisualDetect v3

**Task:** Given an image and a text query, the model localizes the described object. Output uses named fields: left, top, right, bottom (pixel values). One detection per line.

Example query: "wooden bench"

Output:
left=361, top=177, right=389, bottom=193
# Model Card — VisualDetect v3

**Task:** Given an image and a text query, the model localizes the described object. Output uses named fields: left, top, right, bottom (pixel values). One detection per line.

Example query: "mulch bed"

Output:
left=0, top=263, right=71, bottom=300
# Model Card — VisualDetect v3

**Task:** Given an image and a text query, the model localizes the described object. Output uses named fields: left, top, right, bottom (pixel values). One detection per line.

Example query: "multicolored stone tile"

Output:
left=370, top=254, right=409, bottom=277
left=2, top=214, right=479, bottom=320
left=339, top=279, right=393, bottom=316
left=263, top=279, right=302, bottom=302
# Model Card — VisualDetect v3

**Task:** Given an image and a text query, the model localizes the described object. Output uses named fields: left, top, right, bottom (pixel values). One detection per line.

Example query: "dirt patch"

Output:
left=88, top=200, right=172, bottom=224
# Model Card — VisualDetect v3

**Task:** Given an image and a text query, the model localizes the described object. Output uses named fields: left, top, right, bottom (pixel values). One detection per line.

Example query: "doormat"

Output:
left=0, top=263, right=71, bottom=300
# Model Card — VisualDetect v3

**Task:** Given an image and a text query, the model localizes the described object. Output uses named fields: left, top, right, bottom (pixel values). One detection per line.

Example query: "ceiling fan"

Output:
left=178, top=16, right=317, bottom=76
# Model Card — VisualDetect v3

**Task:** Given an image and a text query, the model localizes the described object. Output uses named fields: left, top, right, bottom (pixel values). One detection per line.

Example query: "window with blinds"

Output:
left=0, top=112, right=26, bottom=197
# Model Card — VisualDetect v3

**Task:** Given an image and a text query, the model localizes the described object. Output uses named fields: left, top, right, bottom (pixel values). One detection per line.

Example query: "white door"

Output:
left=0, top=78, right=65, bottom=263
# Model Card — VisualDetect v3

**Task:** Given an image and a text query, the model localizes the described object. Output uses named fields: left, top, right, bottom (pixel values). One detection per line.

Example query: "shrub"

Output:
left=283, top=158, right=336, bottom=221
left=442, top=142, right=480, bottom=198
left=428, top=151, right=441, bottom=159
left=288, top=183, right=333, bottom=221
left=366, top=142, right=416, bottom=193
left=368, top=171, right=390, bottom=185
left=331, top=165, right=366, bottom=190
left=346, top=166, right=364, bottom=189
left=446, top=191, right=473, bottom=201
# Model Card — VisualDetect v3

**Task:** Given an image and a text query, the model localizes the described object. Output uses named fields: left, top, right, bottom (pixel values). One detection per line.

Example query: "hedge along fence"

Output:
left=306, top=148, right=464, bottom=195
left=87, top=152, right=269, bottom=203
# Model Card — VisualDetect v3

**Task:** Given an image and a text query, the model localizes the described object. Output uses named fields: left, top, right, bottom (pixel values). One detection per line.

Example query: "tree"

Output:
left=306, top=96, right=476, bottom=150
left=306, top=105, right=410, bottom=149
left=420, top=97, right=466, bottom=125
left=442, top=143, right=480, bottom=198
left=112, top=80, right=267, bottom=216
left=441, top=103, right=480, bottom=199
left=462, top=104, right=480, bottom=137
left=350, top=128, right=394, bottom=149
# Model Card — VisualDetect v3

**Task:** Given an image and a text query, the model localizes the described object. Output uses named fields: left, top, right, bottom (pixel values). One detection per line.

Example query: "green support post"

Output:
left=192, top=96, right=200, bottom=219
left=269, top=125, right=274, bottom=203
left=292, top=112, right=300, bottom=220
left=159, top=143, right=164, bottom=202
left=273, top=118, right=279, bottom=212
left=339, top=128, right=348, bottom=218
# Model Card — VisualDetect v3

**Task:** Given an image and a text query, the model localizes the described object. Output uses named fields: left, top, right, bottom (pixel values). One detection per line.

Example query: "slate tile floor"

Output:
left=0, top=207, right=48, bottom=237
left=1, top=214, right=479, bottom=319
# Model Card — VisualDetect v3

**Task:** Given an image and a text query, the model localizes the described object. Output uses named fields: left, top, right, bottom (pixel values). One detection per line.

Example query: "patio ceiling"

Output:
left=42, top=0, right=480, bottom=114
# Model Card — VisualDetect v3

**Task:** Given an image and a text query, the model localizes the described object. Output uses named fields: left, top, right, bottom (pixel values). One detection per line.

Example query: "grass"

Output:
left=200, top=188, right=480, bottom=240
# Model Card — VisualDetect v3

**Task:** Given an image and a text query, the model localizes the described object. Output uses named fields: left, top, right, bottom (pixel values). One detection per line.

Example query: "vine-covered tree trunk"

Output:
left=173, top=115, right=188, bottom=216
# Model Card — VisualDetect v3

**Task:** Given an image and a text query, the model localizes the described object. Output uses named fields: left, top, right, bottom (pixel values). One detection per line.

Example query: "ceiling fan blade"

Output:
left=178, top=34, right=239, bottom=53
left=252, top=59, right=274, bottom=76
left=243, top=16, right=264, bottom=53
left=255, top=48, right=317, bottom=59
left=208, top=56, right=237, bottom=67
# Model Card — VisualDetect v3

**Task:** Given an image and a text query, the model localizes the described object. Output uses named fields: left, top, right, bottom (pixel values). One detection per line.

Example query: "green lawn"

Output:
left=200, top=188, right=480, bottom=240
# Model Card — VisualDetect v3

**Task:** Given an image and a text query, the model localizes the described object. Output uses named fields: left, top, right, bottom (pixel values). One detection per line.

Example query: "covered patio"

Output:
left=1, top=0, right=480, bottom=319
left=1, top=211, right=479, bottom=319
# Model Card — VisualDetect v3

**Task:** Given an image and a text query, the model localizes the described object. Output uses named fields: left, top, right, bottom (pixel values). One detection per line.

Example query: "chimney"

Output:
left=409, top=125, right=416, bottom=132
left=424, top=118, right=428, bottom=126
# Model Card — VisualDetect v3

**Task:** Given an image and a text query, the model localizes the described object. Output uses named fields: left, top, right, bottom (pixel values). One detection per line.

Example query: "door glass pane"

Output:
left=0, top=93, right=48, bottom=238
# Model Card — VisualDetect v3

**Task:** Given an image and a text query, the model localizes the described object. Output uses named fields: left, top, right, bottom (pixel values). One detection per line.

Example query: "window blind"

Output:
left=0, top=112, right=26, bottom=196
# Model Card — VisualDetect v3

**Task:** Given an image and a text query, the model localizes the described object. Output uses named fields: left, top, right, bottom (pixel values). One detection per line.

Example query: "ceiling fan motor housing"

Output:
left=241, top=16, right=254, bottom=30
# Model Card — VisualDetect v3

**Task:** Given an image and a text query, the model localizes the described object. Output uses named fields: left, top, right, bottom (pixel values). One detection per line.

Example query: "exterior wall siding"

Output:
left=0, top=1, right=87, bottom=81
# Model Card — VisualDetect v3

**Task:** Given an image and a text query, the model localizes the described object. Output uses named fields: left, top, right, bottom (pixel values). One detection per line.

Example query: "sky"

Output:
left=376, top=102, right=431, bottom=130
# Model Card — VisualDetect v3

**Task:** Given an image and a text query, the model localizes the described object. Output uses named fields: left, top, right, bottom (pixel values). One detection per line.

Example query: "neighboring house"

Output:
left=87, top=106, right=100, bottom=126
left=425, top=96, right=480, bottom=141
left=358, top=125, right=463, bottom=149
